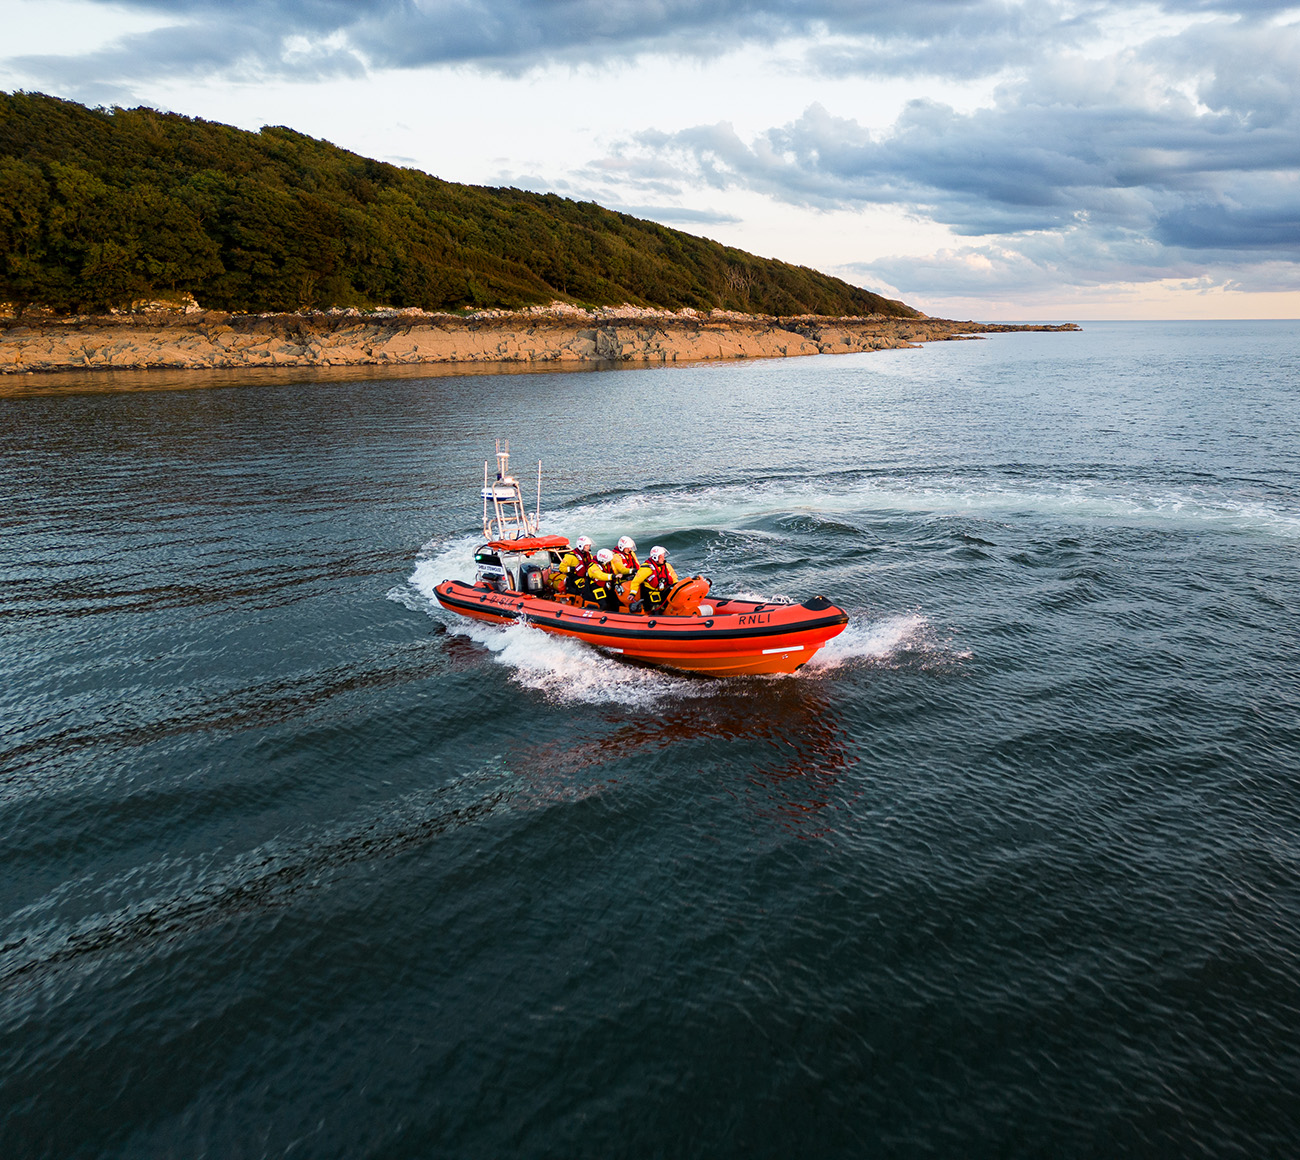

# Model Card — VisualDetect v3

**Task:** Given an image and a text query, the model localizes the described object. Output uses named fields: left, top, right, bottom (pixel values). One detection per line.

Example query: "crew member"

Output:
left=610, top=536, right=639, bottom=579
left=554, top=535, right=596, bottom=602
left=588, top=549, right=621, bottom=611
left=629, top=545, right=677, bottom=614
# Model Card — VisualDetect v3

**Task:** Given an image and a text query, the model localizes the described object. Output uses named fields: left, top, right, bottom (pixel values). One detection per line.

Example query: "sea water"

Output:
left=2, top=321, right=1298, bottom=1157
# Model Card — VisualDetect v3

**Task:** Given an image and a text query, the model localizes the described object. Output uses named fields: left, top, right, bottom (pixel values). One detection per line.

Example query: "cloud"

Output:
left=3, top=1, right=801, bottom=82
left=1155, top=197, right=1300, bottom=250
left=9, top=9, right=368, bottom=87
left=13, top=2, right=1029, bottom=79
left=841, top=220, right=1300, bottom=305
left=14, top=0, right=1293, bottom=83
left=579, top=12, right=1300, bottom=293
left=846, top=231, right=1193, bottom=299
left=608, top=204, right=742, bottom=225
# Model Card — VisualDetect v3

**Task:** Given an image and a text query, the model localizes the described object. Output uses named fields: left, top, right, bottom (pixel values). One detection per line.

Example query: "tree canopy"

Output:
left=0, top=92, right=918, bottom=318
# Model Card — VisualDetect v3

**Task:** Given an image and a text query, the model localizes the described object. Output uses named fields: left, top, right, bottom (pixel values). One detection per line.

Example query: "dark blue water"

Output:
left=3, top=321, right=1299, bottom=1157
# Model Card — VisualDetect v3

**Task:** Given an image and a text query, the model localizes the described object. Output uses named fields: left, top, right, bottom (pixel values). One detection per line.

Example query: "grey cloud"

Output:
left=491, top=167, right=738, bottom=224
left=842, top=224, right=1300, bottom=301
left=572, top=12, right=1300, bottom=295
left=11, top=11, right=368, bottom=87
left=20, top=0, right=1292, bottom=82
left=1155, top=199, right=1300, bottom=250
left=1216, top=262, right=1300, bottom=293
left=805, top=3, right=1106, bottom=80
left=605, top=204, right=741, bottom=225
left=7, top=0, right=819, bottom=80
left=808, top=1, right=1300, bottom=81
left=1157, top=0, right=1298, bottom=12
left=604, top=11, right=1300, bottom=250
left=851, top=230, right=1194, bottom=296
left=1158, top=18, right=1300, bottom=130
left=839, top=250, right=1068, bottom=299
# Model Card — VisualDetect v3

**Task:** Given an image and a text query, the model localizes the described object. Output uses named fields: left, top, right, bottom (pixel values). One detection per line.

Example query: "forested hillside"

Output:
left=0, top=92, right=917, bottom=318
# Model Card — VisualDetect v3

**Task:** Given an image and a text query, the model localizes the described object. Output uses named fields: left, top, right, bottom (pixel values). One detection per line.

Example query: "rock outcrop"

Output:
left=0, top=307, right=1078, bottom=375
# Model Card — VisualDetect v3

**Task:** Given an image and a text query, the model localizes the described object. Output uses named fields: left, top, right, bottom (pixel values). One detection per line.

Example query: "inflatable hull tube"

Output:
left=433, top=580, right=849, bottom=676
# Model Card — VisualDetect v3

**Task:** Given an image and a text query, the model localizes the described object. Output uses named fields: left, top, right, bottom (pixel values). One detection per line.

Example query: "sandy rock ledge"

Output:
left=0, top=308, right=1079, bottom=374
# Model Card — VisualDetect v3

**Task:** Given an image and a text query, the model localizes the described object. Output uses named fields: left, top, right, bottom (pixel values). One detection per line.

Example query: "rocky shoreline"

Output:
left=0, top=306, right=1079, bottom=375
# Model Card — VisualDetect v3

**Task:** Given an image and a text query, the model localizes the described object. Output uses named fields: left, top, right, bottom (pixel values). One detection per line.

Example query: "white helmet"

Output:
left=649, top=545, right=667, bottom=561
left=575, top=535, right=593, bottom=552
left=617, top=536, right=636, bottom=552
left=596, top=548, right=614, bottom=564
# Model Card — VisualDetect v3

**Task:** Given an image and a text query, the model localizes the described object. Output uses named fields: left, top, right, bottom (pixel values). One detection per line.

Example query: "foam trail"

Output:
left=807, top=614, right=928, bottom=671
left=388, top=533, right=482, bottom=615
left=549, top=475, right=1300, bottom=539
left=730, top=590, right=796, bottom=604
left=392, top=468, right=1300, bottom=630
left=413, top=534, right=481, bottom=591
left=446, top=618, right=703, bottom=707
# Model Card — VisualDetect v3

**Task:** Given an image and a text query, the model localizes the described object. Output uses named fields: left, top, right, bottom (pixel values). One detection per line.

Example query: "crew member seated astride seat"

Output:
left=589, top=549, right=621, bottom=611
left=610, top=536, right=639, bottom=579
left=553, top=535, right=595, bottom=602
left=629, top=545, right=677, bottom=614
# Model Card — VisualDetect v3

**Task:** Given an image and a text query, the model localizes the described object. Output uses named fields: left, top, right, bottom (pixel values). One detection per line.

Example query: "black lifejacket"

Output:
left=588, top=571, right=618, bottom=609
left=588, top=565, right=611, bottom=601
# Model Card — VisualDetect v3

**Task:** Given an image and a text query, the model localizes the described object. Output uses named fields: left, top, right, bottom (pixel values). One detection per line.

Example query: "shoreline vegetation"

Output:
left=0, top=302, right=1079, bottom=376
left=1, top=94, right=915, bottom=321
left=0, top=93, right=1077, bottom=383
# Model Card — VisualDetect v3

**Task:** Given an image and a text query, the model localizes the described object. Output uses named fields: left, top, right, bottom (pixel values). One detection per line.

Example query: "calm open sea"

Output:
left=2, top=321, right=1299, bottom=1158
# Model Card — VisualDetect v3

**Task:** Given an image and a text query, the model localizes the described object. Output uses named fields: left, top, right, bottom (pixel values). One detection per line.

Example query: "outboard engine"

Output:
left=520, top=562, right=549, bottom=594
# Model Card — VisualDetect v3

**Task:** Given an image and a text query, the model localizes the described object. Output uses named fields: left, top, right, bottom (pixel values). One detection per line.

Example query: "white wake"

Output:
left=534, top=474, right=1300, bottom=541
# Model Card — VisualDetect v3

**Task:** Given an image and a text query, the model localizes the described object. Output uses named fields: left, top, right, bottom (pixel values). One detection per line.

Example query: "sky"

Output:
left=3, top=0, right=1299, bottom=319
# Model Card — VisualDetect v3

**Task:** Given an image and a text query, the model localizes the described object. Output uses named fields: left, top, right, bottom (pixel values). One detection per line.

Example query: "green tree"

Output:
left=0, top=91, right=920, bottom=319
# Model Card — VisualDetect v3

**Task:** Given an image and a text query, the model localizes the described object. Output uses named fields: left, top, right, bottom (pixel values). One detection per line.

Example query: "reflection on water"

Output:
left=0, top=358, right=650, bottom=399
left=512, top=682, right=853, bottom=834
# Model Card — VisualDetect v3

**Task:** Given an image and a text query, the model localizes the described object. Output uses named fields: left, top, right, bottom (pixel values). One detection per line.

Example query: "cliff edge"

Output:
left=0, top=307, right=1079, bottom=374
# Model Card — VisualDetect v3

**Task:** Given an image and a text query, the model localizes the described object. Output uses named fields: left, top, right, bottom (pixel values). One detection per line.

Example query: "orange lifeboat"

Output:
left=435, top=579, right=848, bottom=676
left=432, top=441, right=850, bottom=676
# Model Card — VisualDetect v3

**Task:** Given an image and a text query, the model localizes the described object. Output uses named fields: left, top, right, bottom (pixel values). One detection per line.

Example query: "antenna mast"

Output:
left=481, top=439, right=541, bottom=541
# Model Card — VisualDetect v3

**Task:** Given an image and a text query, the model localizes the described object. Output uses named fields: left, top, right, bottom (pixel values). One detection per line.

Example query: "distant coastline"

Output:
left=0, top=305, right=1079, bottom=375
